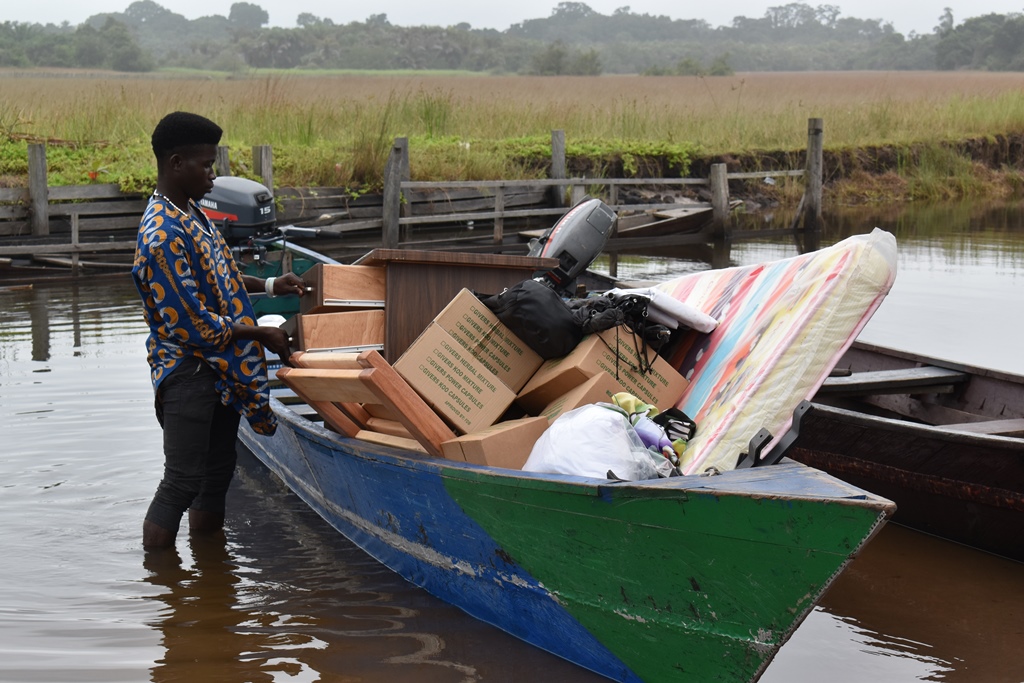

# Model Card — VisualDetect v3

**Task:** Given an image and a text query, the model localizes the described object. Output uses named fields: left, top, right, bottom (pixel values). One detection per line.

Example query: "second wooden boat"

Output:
left=793, top=341, right=1024, bottom=562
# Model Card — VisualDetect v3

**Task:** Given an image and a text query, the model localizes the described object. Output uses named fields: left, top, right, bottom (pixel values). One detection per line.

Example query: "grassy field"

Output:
left=2, top=70, right=1024, bottom=199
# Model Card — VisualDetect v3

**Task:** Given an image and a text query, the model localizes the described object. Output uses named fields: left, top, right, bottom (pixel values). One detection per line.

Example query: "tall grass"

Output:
left=1, top=70, right=1023, bottom=191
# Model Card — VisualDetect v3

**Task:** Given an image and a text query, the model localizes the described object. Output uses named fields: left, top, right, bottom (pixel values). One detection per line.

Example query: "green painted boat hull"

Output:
left=443, top=461, right=891, bottom=682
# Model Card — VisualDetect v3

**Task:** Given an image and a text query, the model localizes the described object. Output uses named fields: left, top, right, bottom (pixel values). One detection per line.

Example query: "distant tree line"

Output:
left=0, top=18, right=153, bottom=71
left=2, top=1, right=1024, bottom=74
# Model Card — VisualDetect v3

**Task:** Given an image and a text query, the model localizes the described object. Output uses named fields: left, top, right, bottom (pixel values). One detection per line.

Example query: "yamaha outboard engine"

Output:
left=201, top=177, right=277, bottom=245
left=528, top=197, right=616, bottom=293
left=200, top=176, right=278, bottom=263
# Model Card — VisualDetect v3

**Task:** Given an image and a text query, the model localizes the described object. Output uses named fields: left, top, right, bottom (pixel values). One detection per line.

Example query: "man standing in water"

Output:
left=132, top=111, right=304, bottom=549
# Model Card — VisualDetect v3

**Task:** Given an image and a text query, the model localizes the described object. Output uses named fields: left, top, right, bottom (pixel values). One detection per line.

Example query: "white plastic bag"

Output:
left=523, top=404, right=663, bottom=481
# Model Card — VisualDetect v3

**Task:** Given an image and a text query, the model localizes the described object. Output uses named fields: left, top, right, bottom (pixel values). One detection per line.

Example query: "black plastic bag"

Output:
left=478, top=279, right=583, bottom=359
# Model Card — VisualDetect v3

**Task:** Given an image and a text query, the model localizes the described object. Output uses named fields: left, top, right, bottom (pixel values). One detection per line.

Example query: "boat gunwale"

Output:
left=806, top=399, right=1024, bottom=449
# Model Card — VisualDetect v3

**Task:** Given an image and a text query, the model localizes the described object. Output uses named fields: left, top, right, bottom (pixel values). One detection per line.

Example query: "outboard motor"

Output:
left=528, top=197, right=616, bottom=293
left=201, top=176, right=278, bottom=263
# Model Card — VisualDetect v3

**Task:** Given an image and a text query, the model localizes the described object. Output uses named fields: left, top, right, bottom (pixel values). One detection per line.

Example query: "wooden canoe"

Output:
left=240, top=403, right=892, bottom=683
left=793, top=340, right=1024, bottom=562
left=240, top=230, right=901, bottom=681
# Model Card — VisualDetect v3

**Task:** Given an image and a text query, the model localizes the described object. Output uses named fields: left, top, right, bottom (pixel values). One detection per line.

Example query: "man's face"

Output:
left=172, top=144, right=218, bottom=202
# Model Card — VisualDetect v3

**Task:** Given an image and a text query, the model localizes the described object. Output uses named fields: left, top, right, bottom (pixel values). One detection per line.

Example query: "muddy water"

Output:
left=1, top=203, right=1022, bottom=683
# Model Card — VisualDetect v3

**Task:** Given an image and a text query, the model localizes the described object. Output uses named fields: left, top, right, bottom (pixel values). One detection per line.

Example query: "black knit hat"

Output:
left=151, top=111, right=222, bottom=161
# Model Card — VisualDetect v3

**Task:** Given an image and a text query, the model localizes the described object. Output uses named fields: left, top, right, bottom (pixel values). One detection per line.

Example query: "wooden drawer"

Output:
left=300, top=264, right=386, bottom=315
left=298, top=309, right=385, bottom=351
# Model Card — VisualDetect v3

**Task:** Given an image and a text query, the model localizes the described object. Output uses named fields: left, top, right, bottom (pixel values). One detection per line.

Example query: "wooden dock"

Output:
left=0, top=119, right=825, bottom=276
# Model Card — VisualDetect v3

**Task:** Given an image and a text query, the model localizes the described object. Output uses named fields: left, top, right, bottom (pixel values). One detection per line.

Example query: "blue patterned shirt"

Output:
left=132, top=195, right=276, bottom=436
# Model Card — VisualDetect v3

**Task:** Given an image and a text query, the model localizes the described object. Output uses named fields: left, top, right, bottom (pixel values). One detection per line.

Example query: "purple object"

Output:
left=632, top=416, right=673, bottom=454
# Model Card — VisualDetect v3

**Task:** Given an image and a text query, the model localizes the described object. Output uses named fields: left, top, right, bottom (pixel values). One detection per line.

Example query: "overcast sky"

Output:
left=7, top=1, right=1024, bottom=36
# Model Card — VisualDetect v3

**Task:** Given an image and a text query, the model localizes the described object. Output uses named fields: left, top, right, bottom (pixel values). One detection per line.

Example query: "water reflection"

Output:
left=29, top=287, right=51, bottom=361
left=144, top=538, right=271, bottom=683
left=141, top=462, right=461, bottom=683
left=816, top=525, right=1024, bottom=683
left=763, top=608, right=954, bottom=683
left=138, top=448, right=603, bottom=683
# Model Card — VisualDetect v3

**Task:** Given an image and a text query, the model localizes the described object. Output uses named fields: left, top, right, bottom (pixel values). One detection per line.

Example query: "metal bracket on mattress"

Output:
left=735, top=400, right=813, bottom=469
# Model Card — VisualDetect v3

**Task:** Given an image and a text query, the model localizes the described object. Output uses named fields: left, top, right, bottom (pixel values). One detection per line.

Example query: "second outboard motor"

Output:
left=528, top=197, right=616, bottom=293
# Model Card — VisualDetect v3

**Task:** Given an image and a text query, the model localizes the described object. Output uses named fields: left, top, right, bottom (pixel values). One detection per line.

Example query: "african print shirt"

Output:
left=132, top=195, right=277, bottom=436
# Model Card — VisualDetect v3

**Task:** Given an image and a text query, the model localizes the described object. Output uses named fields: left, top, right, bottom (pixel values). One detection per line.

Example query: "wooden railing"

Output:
left=0, top=119, right=823, bottom=259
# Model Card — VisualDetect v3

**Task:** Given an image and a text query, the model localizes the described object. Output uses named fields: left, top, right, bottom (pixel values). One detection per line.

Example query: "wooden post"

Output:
left=493, top=185, right=505, bottom=244
left=608, top=182, right=618, bottom=209
left=711, top=237, right=732, bottom=270
left=804, top=117, right=824, bottom=232
left=28, top=143, right=49, bottom=236
left=551, top=129, right=566, bottom=207
left=382, top=137, right=408, bottom=249
left=216, top=145, right=231, bottom=177
left=393, top=138, right=412, bottom=242
left=29, top=288, right=50, bottom=362
left=396, top=137, right=410, bottom=182
left=710, top=163, right=730, bottom=239
left=253, top=145, right=273, bottom=194
left=570, top=185, right=586, bottom=206
left=608, top=252, right=618, bottom=279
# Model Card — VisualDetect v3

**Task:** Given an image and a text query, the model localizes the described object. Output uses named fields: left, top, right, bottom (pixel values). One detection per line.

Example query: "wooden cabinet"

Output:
left=354, top=249, right=557, bottom=362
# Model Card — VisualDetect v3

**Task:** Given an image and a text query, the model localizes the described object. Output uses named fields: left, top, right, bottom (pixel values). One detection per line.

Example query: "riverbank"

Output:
left=698, top=135, right=1024, bottom=207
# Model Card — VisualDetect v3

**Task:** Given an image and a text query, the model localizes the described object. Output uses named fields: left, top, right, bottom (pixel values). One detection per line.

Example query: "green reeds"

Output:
left=1, top=71, right=1023, bottom=195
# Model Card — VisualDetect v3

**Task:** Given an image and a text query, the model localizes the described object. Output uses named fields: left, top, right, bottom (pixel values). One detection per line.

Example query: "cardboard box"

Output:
left=298, top=309, right=385, bottom=351
left=431, top=289, right=543, bottom=392
left=517, top=328, right=689, bottom=414
left=441, top=417, right=550, bottom=469
left=539, top=372, right=622, bottom=423
left=395, top=289, right=546, bottom=433
left=396, top=322, right=517, bottom=434
left=300, top=264, right=386, bottom=315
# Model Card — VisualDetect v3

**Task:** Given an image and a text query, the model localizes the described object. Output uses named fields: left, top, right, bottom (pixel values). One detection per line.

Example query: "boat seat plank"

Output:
left=858, top=393, right=982, bottom=426
left=943, top=417, right=1024, bottom=436
left=819, top=366, right=968, bottom=396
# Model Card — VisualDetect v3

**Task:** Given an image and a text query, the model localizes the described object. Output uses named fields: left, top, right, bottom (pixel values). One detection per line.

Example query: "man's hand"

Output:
left=241, top=273, right=307, bottom=297
left=257, top=326, right=293, bottom=364
left=231, top=323, right=294, bottom=366
left=272, top=272, right=306, bottom=297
